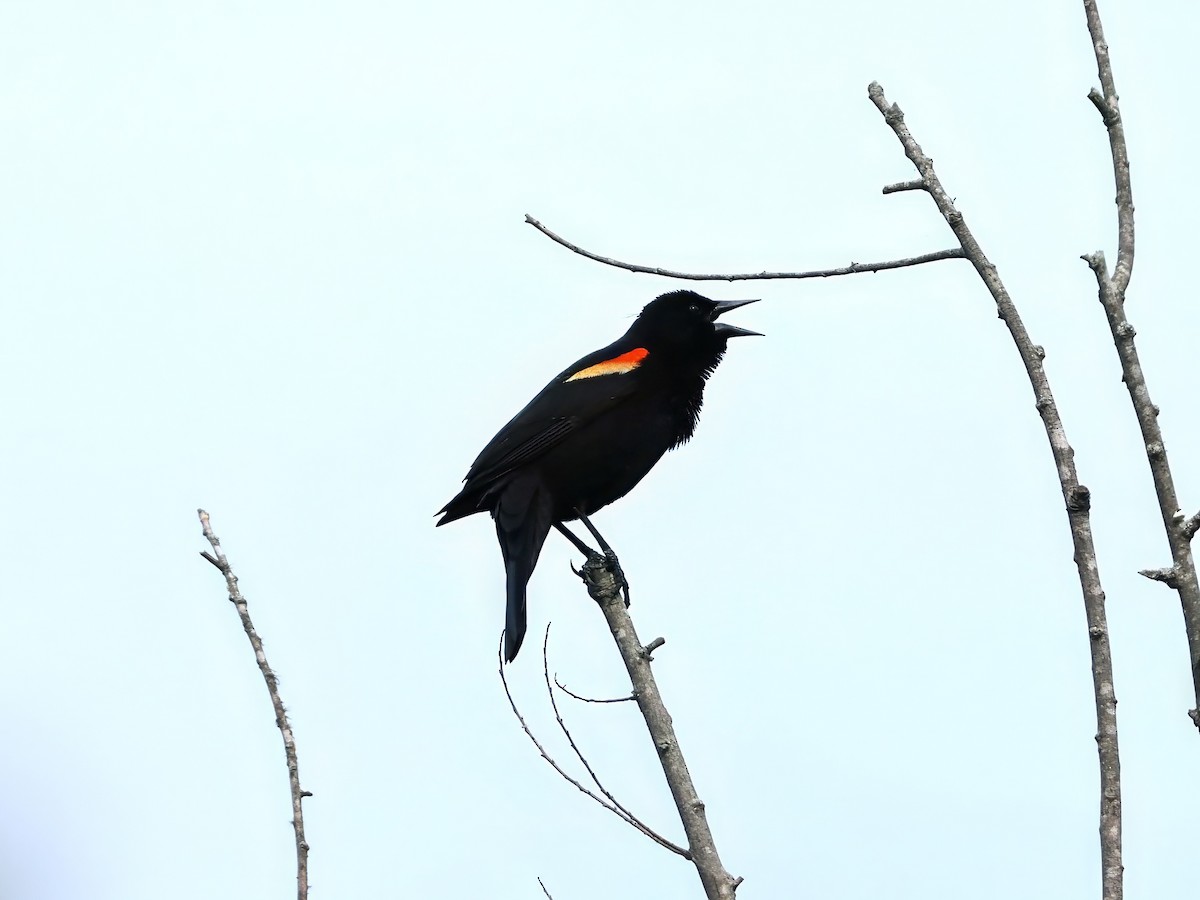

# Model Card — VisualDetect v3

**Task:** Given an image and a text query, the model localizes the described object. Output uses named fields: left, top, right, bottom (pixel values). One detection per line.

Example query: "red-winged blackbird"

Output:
left=437, top=290, right=760, bottom=661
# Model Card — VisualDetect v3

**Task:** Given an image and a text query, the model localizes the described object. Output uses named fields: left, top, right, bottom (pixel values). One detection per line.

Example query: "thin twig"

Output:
left=1080, top=0, right=1200, bottom=731
left=540, top=626, right=684, bottom=853
left=525, top=214, right=964, bottom=281
left=538, top=877, right=555, bottom=900
left=553, top=676, right=635, bottom=705
left=497, top=634, right=688, bottom=857
left=868, top=81, right=1123, bottom=900
left=197, top=510, right=310, bottom=900
left=576, top=554, right=741, bottom=899
left=882, top=179, right=927, bottom=194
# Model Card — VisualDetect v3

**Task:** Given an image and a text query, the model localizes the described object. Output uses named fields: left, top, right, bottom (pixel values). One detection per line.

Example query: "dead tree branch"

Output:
left=1082, top=0, right=1135, bottom=293
left=882, top=179, right=928, bottom=194
left=1080, top=0, right=1200, bottom=730
left=197, top=509, right=311, bottom=900
left=576, top=554, right=741, bottom=900
left=498, top=634, right=688, bottom=857
left=525, top=214, right=964, bottom=281
left=541, top=626, right=683, bottom=853
left=553, top=675, right=635, bottom=705
left=867, top=81, right=1124, bottom=900
left=1184, top=512, right=1200, bottom=543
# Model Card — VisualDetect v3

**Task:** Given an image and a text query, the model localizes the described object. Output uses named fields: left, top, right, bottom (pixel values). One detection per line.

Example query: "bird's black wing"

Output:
left=458, top=340, right=647, bottom=491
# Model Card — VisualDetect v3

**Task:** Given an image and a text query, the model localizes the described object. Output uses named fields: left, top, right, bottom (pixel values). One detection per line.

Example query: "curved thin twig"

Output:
left=498, top=633, right=689, bottom=857
left=539, top=627, right=679, bottom=853
left=553, top=676, right=635, bottom=705
left=525, top=214, right=964, bottom=281
left=197, top=510, right=311, bottom=900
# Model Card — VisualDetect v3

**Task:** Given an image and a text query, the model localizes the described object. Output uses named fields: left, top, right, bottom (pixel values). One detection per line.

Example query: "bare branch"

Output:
left=197, top=510, right=310, bottom=900
left=576, top=554, right=741, bottom=899
left=553, top=676, right=635, bottom=705
left=497, top=634, right=688, bottom=857
left=525, top=214, right=964, bottom=282
left=1081, top=250, right=1108, bottom=279
left=1079, top=0, right=1200, bottom=731
left=1083, top=0, right=1135, bottom=293
left=540, top=627, right=683, bottom=853
left=1184, top=512, right=1200, bottom=542
left=1140, top=567, right=1181, bottom=588
left=868, top=80, right=1123, bottom=900
left=881, top=179, right=927, bottom=194
left=538, top=877, right=555, bottom=900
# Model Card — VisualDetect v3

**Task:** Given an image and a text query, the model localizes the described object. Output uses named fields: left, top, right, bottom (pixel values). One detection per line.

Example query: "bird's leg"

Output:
left=573, top=509, right=631, bottom=608
left=553, top=521, right=596, bottom=557
left=555, top=521, right=599, bottom=583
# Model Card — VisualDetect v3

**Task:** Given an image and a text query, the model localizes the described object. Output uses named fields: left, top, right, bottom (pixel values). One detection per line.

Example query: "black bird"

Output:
left=437, top=290, right=760, bottom=661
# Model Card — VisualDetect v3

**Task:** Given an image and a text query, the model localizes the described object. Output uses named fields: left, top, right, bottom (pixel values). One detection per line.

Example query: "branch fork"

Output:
left=1081, top=0, right=1200, bottom=730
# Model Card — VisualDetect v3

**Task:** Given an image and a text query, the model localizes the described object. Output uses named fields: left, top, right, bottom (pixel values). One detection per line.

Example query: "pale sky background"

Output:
left=1, top=1, right=1197, bottom=898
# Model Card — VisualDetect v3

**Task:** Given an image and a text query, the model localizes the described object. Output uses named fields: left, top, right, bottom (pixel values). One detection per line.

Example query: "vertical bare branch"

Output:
left=576, top=555, right=742, bottom=900
left=867, top=83, right=1123, bottom=900
left=1082, top=0, right=1135, bottom=293
left=197, top=510, right=311, bottom=900
left=1080, top=0, right=1200, bottom=730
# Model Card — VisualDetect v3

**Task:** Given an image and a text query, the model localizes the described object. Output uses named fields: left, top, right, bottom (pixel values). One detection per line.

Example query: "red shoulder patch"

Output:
left=566, top=347, right=649, bottom=382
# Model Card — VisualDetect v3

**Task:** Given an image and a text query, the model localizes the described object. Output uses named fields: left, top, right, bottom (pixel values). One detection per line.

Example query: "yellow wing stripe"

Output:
left=566, top=347, right=650, bottom=382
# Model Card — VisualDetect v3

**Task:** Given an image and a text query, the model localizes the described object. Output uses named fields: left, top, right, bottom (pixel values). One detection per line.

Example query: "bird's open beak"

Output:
left=711, top=298, right=763, bottom=337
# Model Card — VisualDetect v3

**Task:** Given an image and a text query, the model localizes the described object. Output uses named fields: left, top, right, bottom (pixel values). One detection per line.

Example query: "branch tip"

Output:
left=1182, top=511, right=1200, bottom=541
left=553, top=674, right=635, bottom=705
left=1138, top=566, right=1180, bottom=588
left=881, top=179, right=926, bottom=195
left=1087, top=87, right=1118, bottom=124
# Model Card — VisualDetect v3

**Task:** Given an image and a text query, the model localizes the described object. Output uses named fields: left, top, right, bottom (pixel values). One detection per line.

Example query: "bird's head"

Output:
left=629, top=290, right=761, bottom=371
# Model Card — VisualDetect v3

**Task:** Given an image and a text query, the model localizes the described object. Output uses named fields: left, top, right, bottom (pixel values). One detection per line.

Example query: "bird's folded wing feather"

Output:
left=461, top=368, right=641, bottom=489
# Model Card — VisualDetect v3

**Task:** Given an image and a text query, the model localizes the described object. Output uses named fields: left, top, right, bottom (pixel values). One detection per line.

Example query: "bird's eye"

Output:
left=688, top=303, right=700, bottom=314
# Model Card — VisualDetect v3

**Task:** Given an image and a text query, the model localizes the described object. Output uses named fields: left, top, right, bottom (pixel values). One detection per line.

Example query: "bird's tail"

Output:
left=494, top=475, right=552, bottom=663
left=504, top=567, right=530, bottom=663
